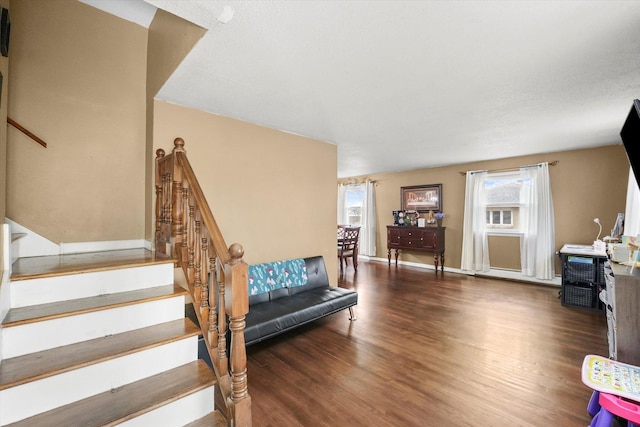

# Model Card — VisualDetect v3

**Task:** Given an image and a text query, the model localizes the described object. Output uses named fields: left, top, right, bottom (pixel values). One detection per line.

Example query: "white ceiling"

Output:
left=89, top=0, right=640, bottom=178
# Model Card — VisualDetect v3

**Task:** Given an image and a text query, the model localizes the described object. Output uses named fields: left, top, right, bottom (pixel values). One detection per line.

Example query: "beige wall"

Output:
left=346, top=145, right=628, bottom=274
left=146, top=10, right=205, bottom=241
left=153, top=101, right=339, bottom=281
left=7, top=0, right=147, bottom=243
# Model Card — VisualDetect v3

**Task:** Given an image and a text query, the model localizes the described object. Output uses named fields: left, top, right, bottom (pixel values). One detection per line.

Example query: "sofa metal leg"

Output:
left=348, top=306, right=357, bottom=321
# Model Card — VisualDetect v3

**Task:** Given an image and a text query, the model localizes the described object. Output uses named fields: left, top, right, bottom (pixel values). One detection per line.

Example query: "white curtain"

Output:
left=625, top=166, right=640, bottom=237
left=360, top=181, right=377, bottom=256
left=520, top=163, right=555, bottom=280
left=337, top=182, right=377, bottom=256
left=337, top=184, right=347, bottom=225
left=461, top=171, right=490, bottom=272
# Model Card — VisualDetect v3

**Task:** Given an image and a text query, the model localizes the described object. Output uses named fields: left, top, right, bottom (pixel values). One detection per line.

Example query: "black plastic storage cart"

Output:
left=559, top=244, right=607, bottom=310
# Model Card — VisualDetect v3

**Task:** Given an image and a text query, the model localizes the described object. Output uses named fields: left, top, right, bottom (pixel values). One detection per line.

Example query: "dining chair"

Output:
left=338, top=226, right=360, bottom=274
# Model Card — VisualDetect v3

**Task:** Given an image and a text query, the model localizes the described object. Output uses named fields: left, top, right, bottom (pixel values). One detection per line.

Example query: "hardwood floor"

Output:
left=246, top=260, right=608, bottom=426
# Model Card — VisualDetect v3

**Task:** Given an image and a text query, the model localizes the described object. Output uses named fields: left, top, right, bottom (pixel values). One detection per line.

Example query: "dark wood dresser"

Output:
left=386, top=225, right=445, bottom=272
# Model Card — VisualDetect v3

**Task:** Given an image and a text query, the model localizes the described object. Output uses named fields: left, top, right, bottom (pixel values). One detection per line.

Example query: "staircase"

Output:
left=0, top=248, right=225, bottom=426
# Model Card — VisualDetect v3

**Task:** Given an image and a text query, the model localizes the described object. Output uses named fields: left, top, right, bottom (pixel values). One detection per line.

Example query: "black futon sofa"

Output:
left=243, top=255, right=357, bottom=346
left=186, top=255, right=357, bottom=362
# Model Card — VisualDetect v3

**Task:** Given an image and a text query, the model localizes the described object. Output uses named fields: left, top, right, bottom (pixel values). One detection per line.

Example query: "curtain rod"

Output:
left=459, top=160, right=559, bottom=176
left=338, top=179, right=378, bottom=186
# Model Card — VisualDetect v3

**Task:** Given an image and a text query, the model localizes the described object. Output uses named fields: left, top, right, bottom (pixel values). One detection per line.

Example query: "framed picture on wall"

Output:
left=401, top=184, right=442, bottom=213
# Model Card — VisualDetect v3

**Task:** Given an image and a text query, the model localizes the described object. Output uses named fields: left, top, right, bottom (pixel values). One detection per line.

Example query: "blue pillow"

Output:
left=248, top=262, right=285, bottom=296
left=247, top=258, right=308, bottom=295
left=280, top=259, right=308, bottom=288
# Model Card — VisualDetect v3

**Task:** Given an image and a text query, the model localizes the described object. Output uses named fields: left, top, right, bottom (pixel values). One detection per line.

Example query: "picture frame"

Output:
left=401, top=184, right=442, bottom=213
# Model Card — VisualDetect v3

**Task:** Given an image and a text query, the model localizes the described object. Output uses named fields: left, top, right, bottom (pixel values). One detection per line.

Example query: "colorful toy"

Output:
left=582, top=354, right=640, bottom=427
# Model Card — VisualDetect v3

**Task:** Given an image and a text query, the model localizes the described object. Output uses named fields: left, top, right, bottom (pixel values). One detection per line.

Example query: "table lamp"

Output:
left=594, top=218, right=605, bottom=251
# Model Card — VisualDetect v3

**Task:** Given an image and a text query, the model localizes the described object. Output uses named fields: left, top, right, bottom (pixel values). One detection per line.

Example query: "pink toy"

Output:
left=582, top=355, right=640, bottom=427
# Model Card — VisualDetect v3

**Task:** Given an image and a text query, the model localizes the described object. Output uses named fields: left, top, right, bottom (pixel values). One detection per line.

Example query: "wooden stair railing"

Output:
left=155, top=138, right=251, bottom=427
left=8, top=117, right=48, bottom=148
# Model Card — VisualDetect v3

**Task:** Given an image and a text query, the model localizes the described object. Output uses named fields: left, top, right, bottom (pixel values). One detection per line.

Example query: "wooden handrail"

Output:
left=155, top=138, right=251, bottom=427
left=7, top=117, right=47, bottom=148
left=175, top=149, right=230, bottom=265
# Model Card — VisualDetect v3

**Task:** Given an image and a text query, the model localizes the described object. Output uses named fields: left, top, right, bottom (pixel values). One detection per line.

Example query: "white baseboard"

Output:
left=5, top=218, right=152, bottom=257
left=363, top=256, right=561, bottom=286
left=475, top=268, right=561, bottom=286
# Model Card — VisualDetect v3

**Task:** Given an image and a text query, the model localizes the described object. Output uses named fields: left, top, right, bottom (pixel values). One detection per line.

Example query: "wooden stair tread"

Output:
left=11, top=248, right=175, bottom=281
left=185, top=410, right=227, bottom=426
left=6, top=360, right=216, bottom=427
left=2, top=284, right=187, bottom=327
left=0, top=318, right=200, bottom=390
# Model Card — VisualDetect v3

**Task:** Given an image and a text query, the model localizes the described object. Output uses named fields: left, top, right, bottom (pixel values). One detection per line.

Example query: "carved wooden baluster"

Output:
left=159, top=158, right=168, bottom=224
left=162, top=173, right=170, bottom=227
left=194, top=215, right=203, bottom=308
left=159, top=172, right=171, bottom=253
left=154, top=186, right=162, bottom=239
left=180, top=195, right=188, bottom=269
left=186, top=204, right=196, bottom=295
left=200, top=234, right=209, bottom=309
left=208, top=256, right=222, bottom=374
left=181, top=185, right=190, bottom=266
left=154, top=150, right=165, bottom=254
left=226, top=243, right=250, bottom=426
left=217, top=259, right=229, bottom=377
left=171, top=179, right=183, bottom=244
left=165, top=171, right=174, bottom=250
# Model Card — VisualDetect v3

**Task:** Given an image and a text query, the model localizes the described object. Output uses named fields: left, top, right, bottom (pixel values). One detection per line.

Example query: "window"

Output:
left=338, top=182, right=377, bottom=257
left=484, top=174, right=526, bottom=231
left=487, top=209, right=513, bottom=226
left=462, top=163, right=555, bottom=279
left=344, top=186, right=365, bottom=226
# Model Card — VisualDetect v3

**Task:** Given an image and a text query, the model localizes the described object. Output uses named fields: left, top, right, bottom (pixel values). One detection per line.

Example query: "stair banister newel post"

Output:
left=155, top=138, right=251, bottom=426
left=225, top=243, right=251, bottom=427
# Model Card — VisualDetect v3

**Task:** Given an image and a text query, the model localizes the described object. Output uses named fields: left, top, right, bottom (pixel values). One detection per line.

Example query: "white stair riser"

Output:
left=2, top=296, right=185, bottom=359
left=10, top=264, right=175, bottom=308
left=119, top=386, right=215, bottom=427
left=0, top=339, right=199, bottom=425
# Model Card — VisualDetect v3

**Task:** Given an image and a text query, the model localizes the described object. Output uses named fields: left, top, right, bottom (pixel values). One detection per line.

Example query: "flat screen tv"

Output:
left=621, top=99, right=640, bottom=187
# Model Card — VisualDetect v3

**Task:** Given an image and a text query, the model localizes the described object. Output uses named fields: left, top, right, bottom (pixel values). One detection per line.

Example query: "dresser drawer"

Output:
left=394, top=229, right=420, bottom=238
left=399, top=237, right=422, bottom=247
